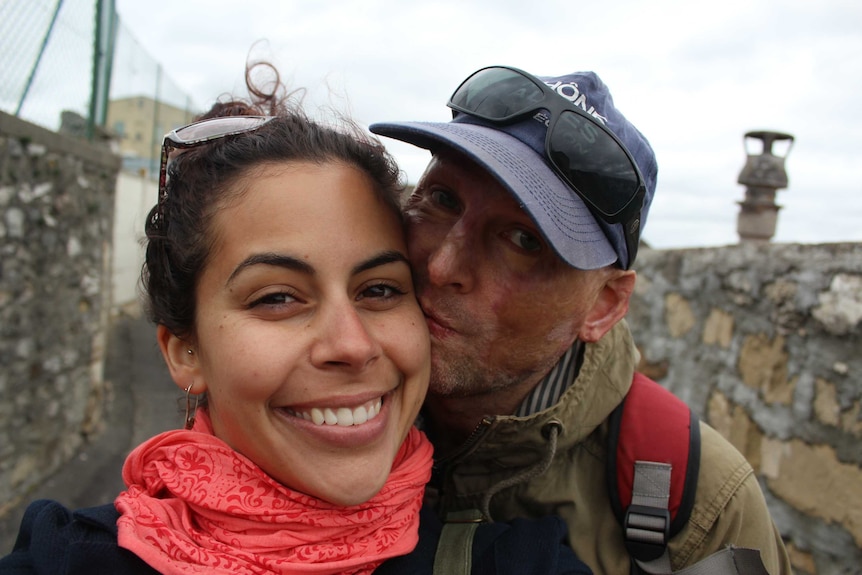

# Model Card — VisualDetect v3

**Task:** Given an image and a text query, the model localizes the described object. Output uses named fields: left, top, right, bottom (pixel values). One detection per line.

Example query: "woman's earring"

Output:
left=184, top=383, right=200, bottom=430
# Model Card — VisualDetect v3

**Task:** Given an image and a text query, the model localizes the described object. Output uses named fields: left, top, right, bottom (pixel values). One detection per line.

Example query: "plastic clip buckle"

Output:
left=623, top=504, right=671, bottom=562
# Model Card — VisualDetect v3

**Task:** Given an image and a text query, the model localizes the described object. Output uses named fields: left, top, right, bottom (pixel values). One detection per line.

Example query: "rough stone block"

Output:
left=702, top=307, right=734, bottom=348
left=812, top=273, right=862, bottom=335
left=738, top=333, right=792, bottom=404
left=765, top=438, right=862, bottom=548
left=665, top=292, right=695, bottom=338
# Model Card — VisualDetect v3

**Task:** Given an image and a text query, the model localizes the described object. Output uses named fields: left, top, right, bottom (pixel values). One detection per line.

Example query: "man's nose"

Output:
left=425, top=223, right=475, bottom=293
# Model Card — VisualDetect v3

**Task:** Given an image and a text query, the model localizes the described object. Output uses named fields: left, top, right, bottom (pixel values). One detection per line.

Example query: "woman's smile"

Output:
left=285, top=396, right=384, bottom=427
left=275, top=389, right=400, bottom=449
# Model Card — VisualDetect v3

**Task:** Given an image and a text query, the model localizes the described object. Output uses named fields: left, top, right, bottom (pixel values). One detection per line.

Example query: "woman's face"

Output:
left=162, top=161, right=429, bottom=506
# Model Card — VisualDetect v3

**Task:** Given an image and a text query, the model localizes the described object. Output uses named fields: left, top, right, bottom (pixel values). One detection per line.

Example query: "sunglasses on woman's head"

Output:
left=157, top=115, right=275, bottom=205
left=448, top=66, right=645, bottom=267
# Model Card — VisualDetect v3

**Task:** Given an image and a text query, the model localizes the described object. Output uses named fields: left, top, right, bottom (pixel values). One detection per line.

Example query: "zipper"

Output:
left=434, top=416, right=494, bottom=468
left=431, top=416, right=495, bottom=513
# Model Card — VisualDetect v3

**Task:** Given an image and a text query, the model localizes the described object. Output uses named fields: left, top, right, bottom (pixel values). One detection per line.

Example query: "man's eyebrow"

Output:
left=352, top=250, right=409, bottom=275
left=227, top=253, right=313, bottom=285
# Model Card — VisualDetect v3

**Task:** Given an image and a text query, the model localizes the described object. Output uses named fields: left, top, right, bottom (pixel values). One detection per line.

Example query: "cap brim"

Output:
left=370, top=121, right=618, bottom=270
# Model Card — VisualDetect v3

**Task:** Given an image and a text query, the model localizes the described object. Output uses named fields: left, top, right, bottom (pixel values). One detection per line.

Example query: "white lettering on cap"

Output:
left=544, top=80, right=608, bottom=124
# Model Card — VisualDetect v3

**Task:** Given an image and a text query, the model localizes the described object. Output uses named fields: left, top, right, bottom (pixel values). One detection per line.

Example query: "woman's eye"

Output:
left=359, top=283, right=406, bottom=301
left=251, top=291, right=298, bottom=307
left=430, top=189, right=460, bottom=211
left=505, top=229, right=542, bottom=252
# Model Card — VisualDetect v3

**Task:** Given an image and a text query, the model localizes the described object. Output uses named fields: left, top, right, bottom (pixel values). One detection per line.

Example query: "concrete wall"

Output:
left=0, top=112, right=120, bottom=518
left=627, top=242, right=862, bottom=575
left=111, top=171, right=154, bottom=309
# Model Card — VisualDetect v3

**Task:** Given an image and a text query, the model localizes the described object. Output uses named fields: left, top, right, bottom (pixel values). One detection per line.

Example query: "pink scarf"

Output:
left=115, top=409, right=432, bottom=575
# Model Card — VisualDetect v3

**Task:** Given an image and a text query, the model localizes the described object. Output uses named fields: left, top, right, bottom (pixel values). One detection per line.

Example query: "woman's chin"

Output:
left=316, top=477, right=388, bottom=507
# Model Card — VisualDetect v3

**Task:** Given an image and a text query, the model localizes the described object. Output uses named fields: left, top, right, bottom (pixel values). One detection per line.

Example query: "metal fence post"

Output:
left=15, top=0, right=64, bottom=116
left=87, top=0, right=117, bottom=140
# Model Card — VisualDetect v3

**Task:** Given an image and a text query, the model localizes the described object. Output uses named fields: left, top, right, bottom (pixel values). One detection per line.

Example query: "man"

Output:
left=370, top=66, right=791, bottom=574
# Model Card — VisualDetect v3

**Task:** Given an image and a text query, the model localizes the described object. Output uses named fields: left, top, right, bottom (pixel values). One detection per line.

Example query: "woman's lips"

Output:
left=285, top=397, right=382, bottom=427
left=275, top=391, right=395, bottom=448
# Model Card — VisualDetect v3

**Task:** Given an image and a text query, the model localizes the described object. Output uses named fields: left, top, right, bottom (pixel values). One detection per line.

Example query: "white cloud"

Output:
left=109, top=0, right=862, bottom=248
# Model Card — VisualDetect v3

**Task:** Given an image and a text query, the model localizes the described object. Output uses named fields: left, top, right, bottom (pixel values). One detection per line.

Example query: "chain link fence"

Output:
left=108, top=17, right=201, bottom=176
left=1, top=0, right=96, bottom=132
left=1, top=0, right=200, bottom=176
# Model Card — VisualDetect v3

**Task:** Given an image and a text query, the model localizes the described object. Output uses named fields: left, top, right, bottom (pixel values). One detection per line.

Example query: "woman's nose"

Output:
left=309, top=301, right=381, bottom=370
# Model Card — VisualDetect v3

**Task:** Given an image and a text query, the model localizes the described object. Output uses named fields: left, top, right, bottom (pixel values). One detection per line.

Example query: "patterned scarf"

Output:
left=115, top=409, right=432, bottom=574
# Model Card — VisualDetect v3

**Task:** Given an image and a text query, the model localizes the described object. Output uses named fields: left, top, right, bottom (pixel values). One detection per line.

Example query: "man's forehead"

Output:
left=428, top=149, right=521, bottom=208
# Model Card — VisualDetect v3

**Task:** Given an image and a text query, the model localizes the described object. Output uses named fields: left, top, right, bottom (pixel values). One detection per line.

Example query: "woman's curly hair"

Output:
left=142, top=61, right=404, bottom=343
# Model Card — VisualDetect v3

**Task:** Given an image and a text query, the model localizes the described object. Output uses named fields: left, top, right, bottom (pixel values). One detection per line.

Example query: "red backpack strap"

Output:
left=607, top=373, right=701, bottom=566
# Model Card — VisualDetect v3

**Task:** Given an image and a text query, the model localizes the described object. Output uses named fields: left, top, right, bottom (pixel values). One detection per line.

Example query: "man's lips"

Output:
left=421, top=304, right=458, bottom=338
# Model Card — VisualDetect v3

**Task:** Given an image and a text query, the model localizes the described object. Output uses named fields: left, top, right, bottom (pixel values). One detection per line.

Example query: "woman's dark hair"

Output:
left=142, top=62, right=404, bottom=343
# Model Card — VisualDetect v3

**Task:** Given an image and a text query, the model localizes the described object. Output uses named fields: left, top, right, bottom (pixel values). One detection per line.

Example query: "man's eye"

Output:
left=505, top=229, right=542, bottom=252
left=430, top=189, right=460, bottom=211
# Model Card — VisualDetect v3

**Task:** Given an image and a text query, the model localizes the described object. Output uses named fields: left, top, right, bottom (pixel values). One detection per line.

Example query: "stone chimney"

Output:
left=736, top=130, right=794, bottom=243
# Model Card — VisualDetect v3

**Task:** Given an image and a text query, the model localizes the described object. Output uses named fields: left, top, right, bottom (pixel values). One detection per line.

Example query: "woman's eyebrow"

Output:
left=227, top=253, right=313, bottom=285
left=352, top=250, right=409, bottom=275
left=226, top=250, right=407, bottom=285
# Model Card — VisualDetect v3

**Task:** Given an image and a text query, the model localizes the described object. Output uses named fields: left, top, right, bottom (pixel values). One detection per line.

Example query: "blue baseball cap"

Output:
left=370, top=68, right=657, bottom=270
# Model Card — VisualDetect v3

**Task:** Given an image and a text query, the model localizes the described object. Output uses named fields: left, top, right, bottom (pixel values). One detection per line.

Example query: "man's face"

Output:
left=404, top=149, right=614, bottom=401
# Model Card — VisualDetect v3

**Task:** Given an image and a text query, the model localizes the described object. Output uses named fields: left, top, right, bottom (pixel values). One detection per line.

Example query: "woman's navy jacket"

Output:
left=0, top=500, right=591, bottom=574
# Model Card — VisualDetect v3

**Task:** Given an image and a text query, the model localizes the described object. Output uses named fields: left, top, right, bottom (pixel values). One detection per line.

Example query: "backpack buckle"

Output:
left=623, top=504, right=670, bottom=562
left=444, top=509, right=486, bottom=523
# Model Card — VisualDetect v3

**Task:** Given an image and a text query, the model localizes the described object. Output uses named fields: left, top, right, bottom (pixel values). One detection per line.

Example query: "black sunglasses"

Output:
left=448, top=66, right=645, bottom=267
left=157, top=115, right=275, bottom=205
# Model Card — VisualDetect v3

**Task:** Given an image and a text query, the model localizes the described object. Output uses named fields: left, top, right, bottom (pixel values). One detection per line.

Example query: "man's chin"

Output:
left=428, top=365, right=489, bottom=398
left=427, top=377, right=462, bottom=397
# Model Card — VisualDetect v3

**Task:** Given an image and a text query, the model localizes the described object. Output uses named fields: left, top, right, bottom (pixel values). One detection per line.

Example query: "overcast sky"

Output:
left=112, top=0, right=861, bottom=249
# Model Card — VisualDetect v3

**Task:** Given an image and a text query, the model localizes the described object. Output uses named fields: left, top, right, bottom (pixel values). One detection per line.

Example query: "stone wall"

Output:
left=0, top=112, right=120, bottom=518
left=628, top=242, right=862, bottom=575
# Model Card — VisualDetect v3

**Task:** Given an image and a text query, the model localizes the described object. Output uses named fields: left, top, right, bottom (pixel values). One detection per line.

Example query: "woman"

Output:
left=0, top=64, right=588, bottom=575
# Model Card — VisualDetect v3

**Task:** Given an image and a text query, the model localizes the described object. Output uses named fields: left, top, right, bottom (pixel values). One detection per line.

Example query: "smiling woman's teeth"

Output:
left=293, top=398, right=382, bottom=427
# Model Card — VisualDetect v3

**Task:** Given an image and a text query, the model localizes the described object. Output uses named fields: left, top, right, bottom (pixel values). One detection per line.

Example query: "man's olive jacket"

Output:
left=426, top=321, right=792, bottom=574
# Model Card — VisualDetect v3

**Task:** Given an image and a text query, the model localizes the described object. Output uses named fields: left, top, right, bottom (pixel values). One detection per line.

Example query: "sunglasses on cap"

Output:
left=448, top=66, right=645, bottom=268
left=156, top=115, right=275, bottom=208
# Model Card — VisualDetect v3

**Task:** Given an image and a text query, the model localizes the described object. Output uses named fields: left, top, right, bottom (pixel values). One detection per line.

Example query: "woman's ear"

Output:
left=579, top=270, right=637, bottom=343
left=157, top=324, right=206, bottom=394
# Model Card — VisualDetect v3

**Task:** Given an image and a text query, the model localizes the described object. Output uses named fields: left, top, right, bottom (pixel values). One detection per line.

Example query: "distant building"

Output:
left=107, top=96, right=198, bottom=177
